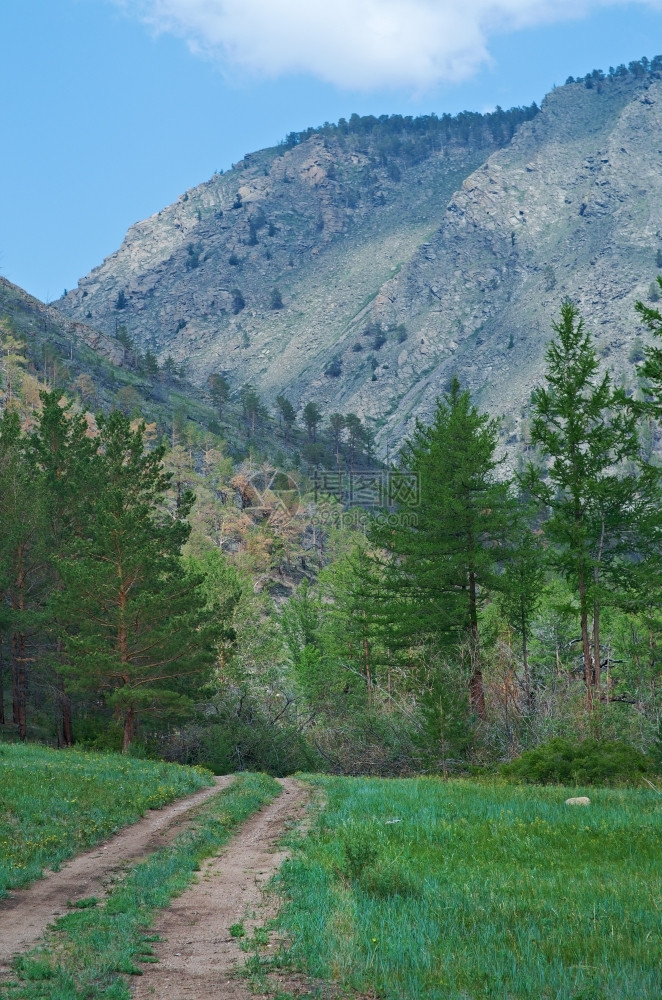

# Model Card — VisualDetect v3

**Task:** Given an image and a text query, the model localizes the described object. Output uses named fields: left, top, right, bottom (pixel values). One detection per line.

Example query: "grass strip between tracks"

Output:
left=1, top=772, right=281, bottom=1000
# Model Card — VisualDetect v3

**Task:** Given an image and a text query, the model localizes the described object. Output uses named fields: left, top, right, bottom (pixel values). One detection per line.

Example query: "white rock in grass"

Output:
left=565, top=796, right=591, bottom=806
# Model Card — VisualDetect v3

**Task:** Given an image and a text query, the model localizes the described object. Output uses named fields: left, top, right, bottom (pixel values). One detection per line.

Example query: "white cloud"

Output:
left=115, top=0, right=662, bottom=90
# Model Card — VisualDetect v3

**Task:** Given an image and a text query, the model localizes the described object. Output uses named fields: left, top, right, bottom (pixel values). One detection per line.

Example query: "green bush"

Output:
left=501, top=737, right=652, bottom=786
left=358, top=859, right=420, bottom=899
left=339, top=829, right=420, bottom=898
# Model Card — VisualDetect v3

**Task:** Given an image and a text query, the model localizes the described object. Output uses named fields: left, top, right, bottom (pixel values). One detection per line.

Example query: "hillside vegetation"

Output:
left=56, top=59, right=662, bottom=454
left=0, top=743, right=210, bottom=896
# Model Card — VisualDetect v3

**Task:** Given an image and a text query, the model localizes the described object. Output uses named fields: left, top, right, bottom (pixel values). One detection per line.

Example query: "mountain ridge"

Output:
left=55, top=63, right=662, bottom=454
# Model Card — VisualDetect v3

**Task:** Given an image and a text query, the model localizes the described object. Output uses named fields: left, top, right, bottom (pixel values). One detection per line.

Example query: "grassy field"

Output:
left=2, top=772, right=280, bottom=1000
left=273, top=777, right=662, bottom=1000
left=0, top=743, right=212, bottom=896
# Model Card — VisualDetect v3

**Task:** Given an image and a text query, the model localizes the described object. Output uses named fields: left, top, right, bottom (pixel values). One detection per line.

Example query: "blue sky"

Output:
left=2, top=0, right=662, bottom=302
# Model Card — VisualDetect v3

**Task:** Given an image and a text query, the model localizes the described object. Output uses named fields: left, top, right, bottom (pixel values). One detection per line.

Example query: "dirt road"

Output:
left=131, top=777, right=310, bottom=1000
left=0, top=776, right=232, bottom=972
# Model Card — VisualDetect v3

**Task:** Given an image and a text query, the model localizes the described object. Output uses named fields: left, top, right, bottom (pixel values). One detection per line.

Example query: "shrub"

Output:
left=231, top=289, right=245, bottom=314
left=501, top=738, right=652, bottom=786
left=339, top=829, right=420, bottom=898
left=358, top=860, right=420, bottom=899
left=325, top=357, right=342, bottom=377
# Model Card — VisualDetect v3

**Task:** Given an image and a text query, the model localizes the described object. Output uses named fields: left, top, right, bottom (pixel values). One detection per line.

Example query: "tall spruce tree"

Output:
left=635, top=274, right=662, bottom=415
left=0, top=410, right=47, bottom=740
left=499, top=504, right=545, bottom=712
left=31, top=392, right=95, bottom=744
left=372, top=377, right=512, bottom=718
left=54, top=411, right=222, bottom=751
left=319, top=544, right=389, bottom=709
left=523, top=301, right=642, bottom=708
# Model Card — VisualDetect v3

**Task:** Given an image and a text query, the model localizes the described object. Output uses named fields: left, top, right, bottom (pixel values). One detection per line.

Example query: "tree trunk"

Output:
left=0, top=631, right=4, bottom=726
left=522, top=609, right=533, bottom=713
left=12, top=631, right=27, bottom=741
left=578, top=563, right=594, bottom=711
left=592, top=593, right=601, bottom=694
left=61, top=688, right=74, bottom=746
left=122, top=707, right=135, bottom=753
left=467, top=563, right=486, bottom=719
left=363, top=632, right=372, bottom=708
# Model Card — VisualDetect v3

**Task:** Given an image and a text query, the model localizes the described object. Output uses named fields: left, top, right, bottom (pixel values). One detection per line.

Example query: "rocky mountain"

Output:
left=56, top=63, right=662, bottom=454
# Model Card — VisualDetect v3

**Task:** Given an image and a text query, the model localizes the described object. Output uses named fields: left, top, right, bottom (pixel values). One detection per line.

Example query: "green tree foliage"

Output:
left=328, top=413, right=345, bottom=466
left=523, top=301, right=645, bottom=709
left=275, top=395, right=296, bottom=441
left=240, top=384, right=267, bottom=434
left=31, top=392, right=96, bottom=745
left=54, top=412, right=222, bottom=751
left=141, top=349, right=159, bottom=378
left=303, top=401, right=322, bottom=442
left=373, top=377, right=512, bottom=718
left=0, top=410, right=46, bottom=740
left=498, top=504, right=545, bottom=712
left=318, top=545, right=389, bottom=709
left=636, top=275, right=662, bottom=417
left=208, top=373, right=231, bottom=418
left=270, top=287, right=284, bottom=310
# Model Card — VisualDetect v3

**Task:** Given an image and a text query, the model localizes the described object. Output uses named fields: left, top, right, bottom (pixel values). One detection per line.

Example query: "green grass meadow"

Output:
left=0, top=743, right=212, bottom=896
left=273, top=777, right=662, bottom=1000
left=1, top=771, right=280, bottom=1000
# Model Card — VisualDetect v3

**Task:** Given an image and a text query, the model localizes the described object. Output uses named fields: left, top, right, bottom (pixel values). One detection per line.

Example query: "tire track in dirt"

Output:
left=131, top=777, right=310, bottom=1000
left=0, top=776, right=232, bottom=971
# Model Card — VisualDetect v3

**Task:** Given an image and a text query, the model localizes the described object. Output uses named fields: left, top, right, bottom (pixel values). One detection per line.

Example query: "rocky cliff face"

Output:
left=56, top=73, right=662, bottom=453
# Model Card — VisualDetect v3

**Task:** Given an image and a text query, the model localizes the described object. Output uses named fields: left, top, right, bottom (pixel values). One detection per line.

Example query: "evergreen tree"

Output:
left=208, top=373, right=231, bottom=418
left=373, top=377, right=512, bottom=718
left=635, top=275, right=662, bottom=416
left=0, top=410, right=47, bottom=740
left=344, top=413, right=369, bottom=467
left=523, top=301, right=642, bottom=708
left=328, top=413, right=345, bottom=467
left=31, top=392, right=96, bottom=744
left=54, top=411, right=221, bottom=751
left=302, top=401, right=322, bottom=442
left=275, top=395, right=296, bottom=441
left=499, top=503, right=545, bottom=712
left=319, top=545, right=389, bottom=709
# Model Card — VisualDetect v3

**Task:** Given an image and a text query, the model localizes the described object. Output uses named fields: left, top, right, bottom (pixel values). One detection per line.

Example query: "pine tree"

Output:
left=319, top=545, right=389, bottom=709
left=499, top=503, right=545, bottom=712
left=54, top=411, right=222, bottom=751
left=635, top=275, right=662, bottom=416
left=302, top=402, right=322, bottom=443
left=208, top=373, right=231, bottom=418
left=373, top=377, right=512, bottom=718
left=328, top=413, right=345, bottom=467
left=523, top=301, right=642, bottom=708
left=275, top=395, right=296, bottom=441
left=0, top=410, right=47, bottom=740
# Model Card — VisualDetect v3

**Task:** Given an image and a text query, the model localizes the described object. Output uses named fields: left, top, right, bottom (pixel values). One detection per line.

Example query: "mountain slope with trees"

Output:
left=55, top=60, right=662, bottom=456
